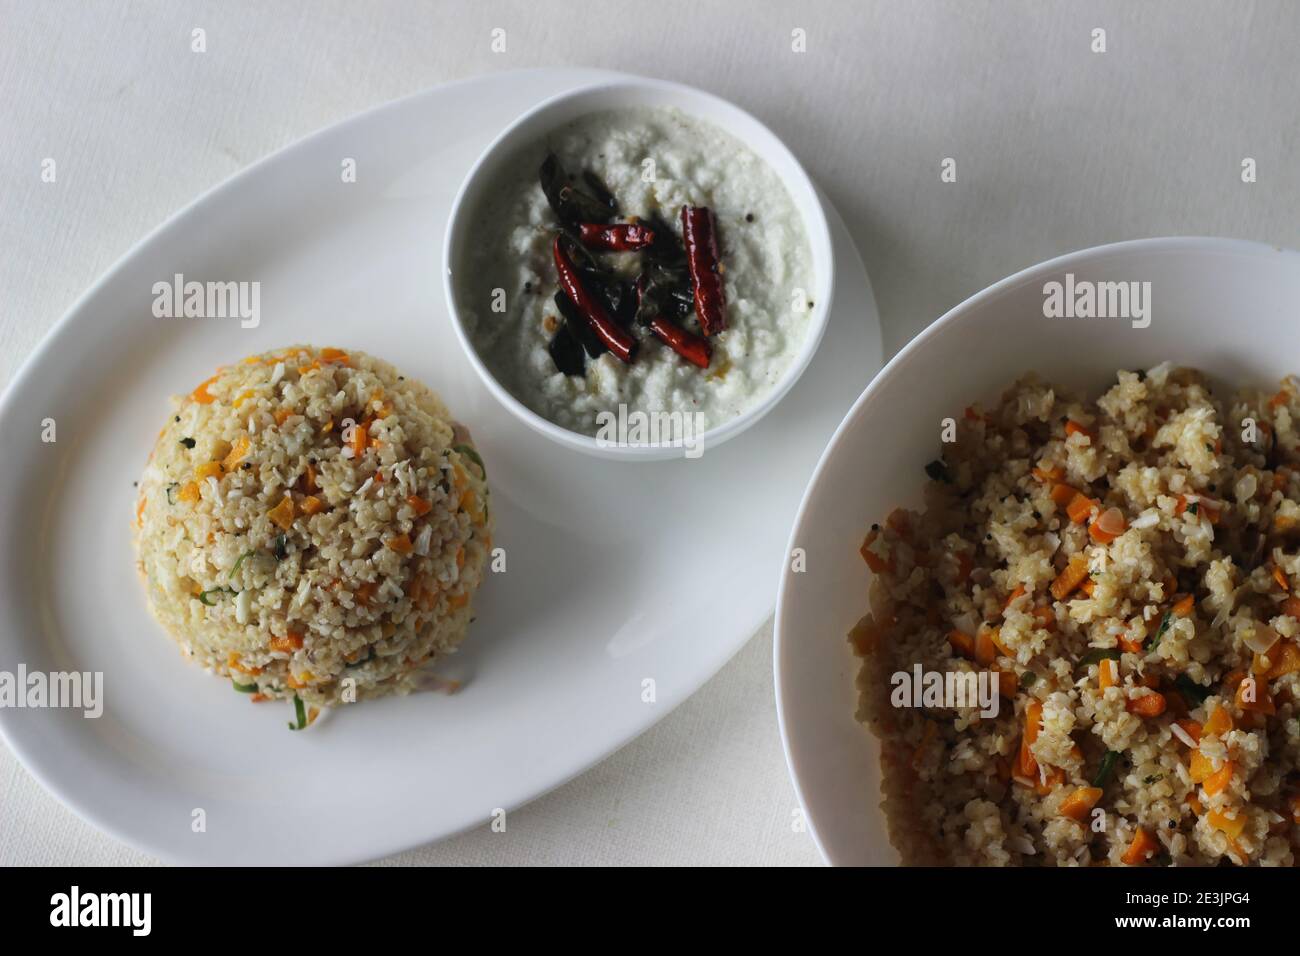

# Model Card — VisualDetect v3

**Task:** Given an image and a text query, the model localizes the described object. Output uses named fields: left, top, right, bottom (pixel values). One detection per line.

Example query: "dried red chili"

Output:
left=551, top=236, right=638, bottom=363
left=577, top=222, right=656, bottom=252
left=647, top=316, right=712, bottom=369
left=680, top=206, right=727, bottom=336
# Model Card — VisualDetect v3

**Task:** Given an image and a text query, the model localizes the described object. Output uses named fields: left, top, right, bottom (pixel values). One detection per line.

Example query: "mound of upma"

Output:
left=134, top=346, right=492, bottom=721
left=852, top=364, right=1300, bottom=866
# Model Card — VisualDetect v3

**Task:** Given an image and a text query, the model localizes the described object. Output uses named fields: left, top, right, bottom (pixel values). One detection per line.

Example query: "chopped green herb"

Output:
left=1175, top=673, right=1212, bottom=705
left=1143, top=773, right=1164, bottom=784
left=453, top=443, right=487, bottom=481
left=229, top=550, right=256, bottom=580
left=1188, top=502, right=1199, bottom=515
left=273, top=534, right=288, bottom=561
left=1093, top=750, right=1120, bottom=787
left=1019, top=671, right=1038, bottom=688
left=287, top=694, right=308, bottom=731
left=1077, top=648, right=1122, bottom=668
left=165, top=482, right=179, bottom=504
left=924, top=459, right=951, bottom=483
left=1146, top=611, right=1173, bottom=651
left=197, top=586, right=235, bottom=606
left=179, top=437, right=196, bottom=449
left=232, top=679, right=258, bottom=693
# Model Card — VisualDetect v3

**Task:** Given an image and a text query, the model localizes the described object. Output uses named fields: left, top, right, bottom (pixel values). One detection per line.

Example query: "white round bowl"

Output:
left=442, top=77, right=834, bottom=461
left=774, top=236, right=1300, bottom=865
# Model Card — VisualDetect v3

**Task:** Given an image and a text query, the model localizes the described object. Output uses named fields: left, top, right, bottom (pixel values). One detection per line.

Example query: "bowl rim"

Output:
left=772, top=234, right=1300, bottom=865
left=441, top=74, right=835, bottom=461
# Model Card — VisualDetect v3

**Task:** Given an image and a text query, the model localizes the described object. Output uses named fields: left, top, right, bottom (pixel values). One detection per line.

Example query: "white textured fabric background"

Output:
left=2, top=0, right=1298, bottom=866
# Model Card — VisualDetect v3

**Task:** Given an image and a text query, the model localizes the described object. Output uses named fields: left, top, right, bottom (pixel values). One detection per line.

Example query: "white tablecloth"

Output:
left=2, top=0, right=1297, bottom=866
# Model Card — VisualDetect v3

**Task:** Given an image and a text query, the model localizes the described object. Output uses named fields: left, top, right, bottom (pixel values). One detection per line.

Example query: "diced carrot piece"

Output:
left=1059, top=786, right=1103, bottom=822
left=1025, top=699, right=1043, bottom=745
left=1036, top=765, right=1066, bottom=796
left=269, top=632, right=304, bottom=654
left=1004, top=584, right=1026, bottom=611
left=350, top=418, right=371, bottom=458
left=1280, top=597, right=1300, bottom=619
left=267, top=495, right=294, bottom=530
left=191, top=375, right=219, bottom=404
left=222, top=435, right=250, bottom=471
left=1032, top=463, right=1064, bottom=482
left=1014, top=735, right=1038, bottom=779
left=195, top=460, right=223, bottom=480
left=1080, top=579, right=1096, bottom=597
left=448, top=591, right=469, bottom=610
left=1065, top=420, right=1095, bottom=442
left=1126, top=692, right=1167, bottom=718
left=1121, top=827, right=1159, bottom=865
left=1206, top=808, right=1246, bottom=840
left=303, top=462, right=318, bottom=494
left=1236, top=676, right=1276, bottom=714
left=1099, top=658, right=1119, bottom=690
left=178, top=481, right=201, bottom=504
left=1118, top=633, right=1144, bottom=653
left=996, top=669, right=1018, bottom=698
left=1171, top=594, right=1195, bottom=618
left=1203, top=705, right=1234, bottom=738
left=1189, top=750, right=1215, bottom=783
left=1203, top=761, right=1235, bottom=796
left=1051, top=554, right=1090, bottom=601
left=1266, top=641, right=1300, bottom=680
left=1032, top=605, right=1057, bottom=629
left=227, top=652, right=261, bottom=675
left=300, top=495, right=324, bottom=515
left=975, top=629, right=998, bottom=666
left=1269, top=388, right=1290, bottom=408
left=386, top=533, right=414, bottom=554
left=989, top=627, right=1014, bottom=656
left=948, top=629, right=976, bottom=659
left=1089, top=523, right=1117, bottom=544
left=319, top=347, right=350, bottom=364
left=407, top=494, right=432, bottom=516
left=1050, top=483, right=1078, bottom=506
left=1067, top=493, right=1098, bottom=524
left=353, top=582, right=375, bottom=606
left=1174, top=719, right=1202, bottom=745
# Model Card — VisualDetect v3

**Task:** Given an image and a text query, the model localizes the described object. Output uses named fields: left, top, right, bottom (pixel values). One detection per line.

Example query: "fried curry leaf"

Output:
left=540, top=153, right=615, bottom=225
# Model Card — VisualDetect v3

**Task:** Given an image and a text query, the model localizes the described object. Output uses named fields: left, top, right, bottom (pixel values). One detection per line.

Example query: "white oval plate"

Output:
left=0, top=68, right=881, bottom=865
left=774, top=236, right=1300, bottom=866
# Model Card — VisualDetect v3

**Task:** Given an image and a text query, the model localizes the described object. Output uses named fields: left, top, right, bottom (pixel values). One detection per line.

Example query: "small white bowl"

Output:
left=773, top=236, right=1300, bottom=865
left=443, top=77, right=834, bottom=460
